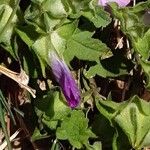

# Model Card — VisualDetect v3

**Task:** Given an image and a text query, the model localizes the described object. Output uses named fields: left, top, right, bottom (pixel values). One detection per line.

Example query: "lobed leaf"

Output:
left=56, top=110, right=96, bottom=149
left=96, top=96, right=150, bottom=149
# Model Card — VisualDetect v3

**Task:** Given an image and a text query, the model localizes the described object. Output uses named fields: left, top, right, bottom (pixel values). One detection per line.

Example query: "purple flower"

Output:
left=49, top=51, right=80, bottom=108
left=98, top=0, right=130, bottom=7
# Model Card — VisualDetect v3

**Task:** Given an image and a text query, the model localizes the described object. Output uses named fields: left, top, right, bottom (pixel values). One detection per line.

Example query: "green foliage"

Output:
left=24, top=0, right=111, bottom=32
left=0, top=4, right=16, bottom=43
left=16, top=0, right=111, bottom=77
left=82, top=5, right=111, bottom=28
left=111, top=2, right=150, bottom=41
left=92, top=114, right=115, bottom=149
left=96, top=96, right=150, bottom=149
left=32, top=127, right=49, bottom=141
left=111, top=2, right=150, bottom=60
left=64, top=30, right=111, bottom=63
left=134, top=29, right=150, bottom=60
left=0, top=0, right=150, bottom=149
left=0, top=1, right=19, bottom=58
left=111, top=1, right=150, bottom=90
left=56, top=110, right=96, bottom=149
left=85, top=53, right=133, bottom=78
left=34, top=91, right=71, bottom=130
left=140, top=60, right=150, bottom=89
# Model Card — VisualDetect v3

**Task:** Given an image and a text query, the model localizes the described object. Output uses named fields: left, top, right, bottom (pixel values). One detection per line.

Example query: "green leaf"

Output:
left=96, top=96, right=150, bottom=149
left=31, top=35, right=50, bottom=75
left=56, top=110, right=96, bottom=149
left=111, top=2, right=150, bottom=40
left=0, top=0, right=14, bottom=5
left=90, top=141, right=102, bottom=150
left=51, top=30, right=66, bottom=55
left=32, top=127, right=49, bottom=141
left=31, top=31, right=66, bottom=71
left=0, top=3, right=18, bottom=58
left=42, top=0, right=67, bottom=18
left=56, top=20, right=78, bottom=40
left=25, top=0, right=111, bottom=33
left=64, top=31, right=110, bottom=63
left=35, top=91, right=71, bottom=130
left=134, top=29, right=150, bottom=60
left=24, top=0, right=66, bottom=32
left=16, top=23, right=68, bottom=76
left=111, top=1, right=150, bottom=60
left=114, top=97, right=150, bottom=149
left=0, top=0, right=20, bottom=7
left=24, top=4, right=45, bottom=33
left=0, top=4, right=18, bottom=43
left=112, top=127, right=131, bottom=150
left=85, top=52, right=133, bottom=78
left=82, top=6, right=111, bottom=28
left=92, top=114, right=114, bottom=149
left=85, top=61, right=127, bottom=78
left=140, top=60, right=150, bottom=89
left=15, top=25, right=40, bottom=47
left=43, top=12, right=61, bottom=32
left=96, top=98, right=121, bottom=121
left=21, top=47, right=41, bottom=78
left=31, top=26, right=67, bottom=60
left=28, top=11, right=110, bottom=66
left=65, top=0, right=111, bottom=28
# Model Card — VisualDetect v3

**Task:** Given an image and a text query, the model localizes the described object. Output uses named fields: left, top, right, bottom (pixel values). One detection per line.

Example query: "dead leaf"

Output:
left=0, top=65, right=36, bottom=98
left=0, top=129, right=21, bottom=150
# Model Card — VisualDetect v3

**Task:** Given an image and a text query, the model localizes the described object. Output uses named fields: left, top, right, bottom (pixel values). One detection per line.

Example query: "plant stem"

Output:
left=0, top=94, right=12, bottom=150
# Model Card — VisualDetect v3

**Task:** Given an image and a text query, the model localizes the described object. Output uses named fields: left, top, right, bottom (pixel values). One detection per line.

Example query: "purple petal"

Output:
left=98, top=0, right=130, bottom=7
left=98, top=0, right=107, bottom=6
left=49, top=51, right=80, bottom=108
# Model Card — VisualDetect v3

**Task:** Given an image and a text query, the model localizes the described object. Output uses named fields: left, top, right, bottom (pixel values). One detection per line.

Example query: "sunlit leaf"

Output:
left=96, top=96, right=150, bottom=149
left=56, top=110, right=96, bottom=149
left=64, top=31, right=110, bottom=63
